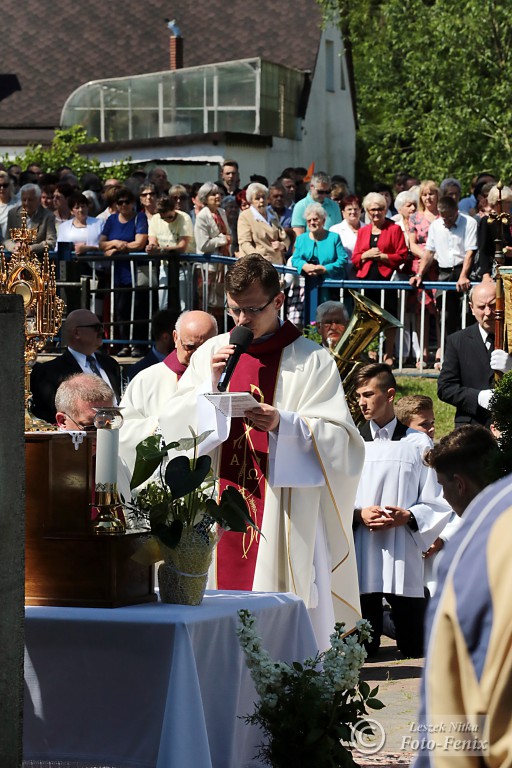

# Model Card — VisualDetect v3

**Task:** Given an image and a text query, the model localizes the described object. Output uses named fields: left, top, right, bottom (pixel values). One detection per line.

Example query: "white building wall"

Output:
left=299, top=26, right=355, bottom=188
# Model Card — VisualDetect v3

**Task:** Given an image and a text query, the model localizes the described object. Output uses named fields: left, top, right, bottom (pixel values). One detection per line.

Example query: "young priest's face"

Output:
left=226, top=282, right=284, bottom=340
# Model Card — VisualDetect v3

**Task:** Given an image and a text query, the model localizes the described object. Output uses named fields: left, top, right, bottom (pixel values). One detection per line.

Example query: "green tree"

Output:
left=5, top=125, right=131, bottom=181
left=316, top=0, right=512, bottom=191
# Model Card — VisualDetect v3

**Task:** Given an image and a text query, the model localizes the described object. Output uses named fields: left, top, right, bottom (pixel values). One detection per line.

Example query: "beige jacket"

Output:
left=237, top=207, right=289, bottom=264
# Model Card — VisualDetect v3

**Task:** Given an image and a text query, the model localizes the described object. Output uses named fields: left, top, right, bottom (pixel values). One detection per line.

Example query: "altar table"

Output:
left=23, top=591, right=318, bottom=768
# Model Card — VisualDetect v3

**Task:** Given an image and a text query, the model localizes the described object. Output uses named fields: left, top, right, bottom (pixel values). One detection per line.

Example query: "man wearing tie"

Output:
left=438, top=281, right=512, bottom=427
left=353, top=363, right=451, bottom=658
left=30, top=309, right=121, bottom=424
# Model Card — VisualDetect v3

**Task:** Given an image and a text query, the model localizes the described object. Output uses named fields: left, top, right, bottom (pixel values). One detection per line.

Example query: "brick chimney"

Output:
left=168, top=20, right=183, bottom=70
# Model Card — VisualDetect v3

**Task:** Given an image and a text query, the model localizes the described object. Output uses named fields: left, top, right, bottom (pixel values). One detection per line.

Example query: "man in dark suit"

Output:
left=3, top=184, right=56, bottom=254
left=126, top=309, right=175, bottom=382
left=437, top=281, right=512, bottom=427
left=30, top=309, right=121, bottom=424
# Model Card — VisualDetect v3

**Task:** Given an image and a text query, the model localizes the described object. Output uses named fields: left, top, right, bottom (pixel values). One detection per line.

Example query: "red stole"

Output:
left=216, top=321, right=301, bottom=590
left=163, top=349, right=187, bottom=380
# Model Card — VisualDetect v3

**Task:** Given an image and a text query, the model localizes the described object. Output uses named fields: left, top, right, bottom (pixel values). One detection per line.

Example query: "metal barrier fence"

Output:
left=45, top=250, right=470, bottom=373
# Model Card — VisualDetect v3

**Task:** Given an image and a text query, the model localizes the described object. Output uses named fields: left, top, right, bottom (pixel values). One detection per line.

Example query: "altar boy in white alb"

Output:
left=159, top=254, right=365, bottom=649
left=353, top=363, right=451, bottom=657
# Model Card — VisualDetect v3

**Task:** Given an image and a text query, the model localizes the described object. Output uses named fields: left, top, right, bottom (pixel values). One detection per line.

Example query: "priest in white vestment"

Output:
left=119, top=311, right=217, bottom=473
left=353, top=363, right=451, bottom=657
left=159, top=254, right=365, bottom=649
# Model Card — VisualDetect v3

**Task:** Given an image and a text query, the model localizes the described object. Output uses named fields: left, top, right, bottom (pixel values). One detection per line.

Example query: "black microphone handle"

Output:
left=217, top=346, right=244, bottom=392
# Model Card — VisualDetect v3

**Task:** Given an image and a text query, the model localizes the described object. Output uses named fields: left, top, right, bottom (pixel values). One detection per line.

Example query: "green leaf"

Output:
left=206, top=486, right=264, bottom=536
left=292, top=661, right=304, bottom=672
left=367, top=698, right=385, bottom=710
left=148, top=500, right=170, bottom=528
left=153, top=519, right=183, bottom=549
left=369, top=686, right=380, bottom=698
left=359, top=680, right=370, bottom=699
left=164, top=454, right=212, bottom=499
left=131, top=436, right=169, bottom=490
left=173, top=430, right=214, bottom=452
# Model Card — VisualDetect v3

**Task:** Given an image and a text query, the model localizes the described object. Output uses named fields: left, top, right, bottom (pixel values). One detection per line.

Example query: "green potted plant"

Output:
left=129, top=429, right=261, bottom=605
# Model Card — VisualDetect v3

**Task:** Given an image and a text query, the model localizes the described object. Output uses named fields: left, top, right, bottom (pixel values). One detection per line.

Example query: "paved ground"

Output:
left=355, top=637, right=423, bottom=767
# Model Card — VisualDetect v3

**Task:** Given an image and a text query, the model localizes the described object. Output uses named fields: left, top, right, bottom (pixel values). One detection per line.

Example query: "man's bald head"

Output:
left=64, top=309, right=104, bottom=355
left=469, top=281, right=496, bottom=335
left=173, top=311, right=218, bottom=365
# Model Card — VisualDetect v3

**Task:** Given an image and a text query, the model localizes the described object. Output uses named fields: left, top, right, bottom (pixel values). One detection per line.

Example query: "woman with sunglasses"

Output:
left=99, top=187, right=148, bottom=356
left=0, top=170, right=16, bottom=239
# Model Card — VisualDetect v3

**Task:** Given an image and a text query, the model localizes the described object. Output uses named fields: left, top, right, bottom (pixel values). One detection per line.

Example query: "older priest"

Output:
left=159, top=254, right=364, bottom=647
left=119, top=310, right=218, bottom=473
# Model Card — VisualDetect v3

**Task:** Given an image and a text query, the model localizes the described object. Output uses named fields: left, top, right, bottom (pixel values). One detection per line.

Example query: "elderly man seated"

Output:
left=55, top=373, right=115, bottom=431
left=55, top=373, right=132, bottom=509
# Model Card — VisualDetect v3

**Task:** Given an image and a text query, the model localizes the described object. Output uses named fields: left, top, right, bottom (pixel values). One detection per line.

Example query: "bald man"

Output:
left=30, top=309, right=122, bottom=425
left=118, top=310, right=217, bottom=472
left=438, top=281, right=512, bottom=427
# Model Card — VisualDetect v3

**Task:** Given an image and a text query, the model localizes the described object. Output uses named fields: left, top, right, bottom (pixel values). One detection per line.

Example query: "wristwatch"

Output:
left=407, top=511, right=418, bottom=531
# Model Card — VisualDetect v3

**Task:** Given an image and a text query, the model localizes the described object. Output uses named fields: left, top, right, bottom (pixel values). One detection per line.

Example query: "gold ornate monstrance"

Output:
left=0, top=209, right=65, bottom=430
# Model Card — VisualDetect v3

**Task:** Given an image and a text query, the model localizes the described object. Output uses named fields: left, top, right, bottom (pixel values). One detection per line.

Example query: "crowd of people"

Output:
left=2, top=160, right=504, bottom=369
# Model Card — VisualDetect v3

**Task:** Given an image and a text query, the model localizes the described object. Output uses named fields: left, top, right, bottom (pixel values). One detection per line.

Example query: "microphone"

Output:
left=217, top=326, right=254, bottom=392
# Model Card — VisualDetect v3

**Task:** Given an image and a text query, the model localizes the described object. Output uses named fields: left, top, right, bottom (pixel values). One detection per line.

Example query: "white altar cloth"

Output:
left=24, top=591, right=318, bottom=768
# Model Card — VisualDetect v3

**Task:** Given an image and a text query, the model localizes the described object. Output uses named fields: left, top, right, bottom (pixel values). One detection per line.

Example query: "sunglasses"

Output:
left=76, top=323, right=104, bottom=332
left=0, top=183, right=9, bottom=189
left=117, top=199, right=131, bottom=205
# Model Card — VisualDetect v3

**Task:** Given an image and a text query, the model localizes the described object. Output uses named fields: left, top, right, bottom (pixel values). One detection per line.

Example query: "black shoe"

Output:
left=117, top=346, right=132, bottom=357
left=131, top=346, right=145, bottom=358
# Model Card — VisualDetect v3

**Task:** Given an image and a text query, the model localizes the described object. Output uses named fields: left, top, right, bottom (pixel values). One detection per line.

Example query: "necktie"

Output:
left=487, top=335, right=495, bottom=359
left=86, top=354, right=102, bottom=378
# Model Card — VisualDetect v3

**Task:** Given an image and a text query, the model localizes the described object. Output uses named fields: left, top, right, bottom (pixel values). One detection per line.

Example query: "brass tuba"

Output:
left=329, top=290, right=402, bottom=426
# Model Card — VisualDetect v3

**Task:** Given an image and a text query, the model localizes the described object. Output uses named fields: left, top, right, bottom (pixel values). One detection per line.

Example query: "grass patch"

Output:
left=396, top=377, right=455, bottom=439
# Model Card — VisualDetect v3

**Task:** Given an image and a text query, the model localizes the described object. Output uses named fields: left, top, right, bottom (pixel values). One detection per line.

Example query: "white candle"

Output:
left=95, top=428, right=119, bottom=487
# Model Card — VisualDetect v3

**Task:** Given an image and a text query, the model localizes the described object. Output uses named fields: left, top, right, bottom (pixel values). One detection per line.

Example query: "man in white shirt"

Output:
left=353, top=363, right=451, bottom=657
left=410, top=195, right=477, bottom=335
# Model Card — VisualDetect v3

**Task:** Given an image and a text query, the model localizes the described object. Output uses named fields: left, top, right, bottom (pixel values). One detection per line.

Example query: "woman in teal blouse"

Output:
left=291, top=202, right=347, bottom=303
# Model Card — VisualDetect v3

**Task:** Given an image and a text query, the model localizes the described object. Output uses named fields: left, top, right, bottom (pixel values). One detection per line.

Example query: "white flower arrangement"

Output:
left=237, top=610, right=383, bottom=767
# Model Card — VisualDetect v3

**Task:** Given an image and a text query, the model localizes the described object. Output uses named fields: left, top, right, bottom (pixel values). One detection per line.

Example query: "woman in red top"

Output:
left=352, top=192, right=408, bottom=366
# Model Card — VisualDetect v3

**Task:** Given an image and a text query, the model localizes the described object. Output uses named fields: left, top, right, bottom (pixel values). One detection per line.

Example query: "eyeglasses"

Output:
left=178, top=338, right=201, bottom=351
left=0, top=183, right=9, bottom=189
left=63, top=414, right=96, bottom=432
left=319, top=320, right=345, bottom=327
left=117, top=199, right=131, bottom=205
left=140, top=191, right=156, bottom=197
left=172, top=195, right=188, bottom=201
left=314, top=189, right=330, bottom=195
left=76, top=323, right=104, bottom=332
left=226, top=295, right=276, bottom=317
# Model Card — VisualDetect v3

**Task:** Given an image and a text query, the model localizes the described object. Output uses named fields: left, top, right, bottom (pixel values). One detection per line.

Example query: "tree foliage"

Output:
left=316, top=0, right=512, bottom=191
left=4, top=126, right=131, bottom=181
